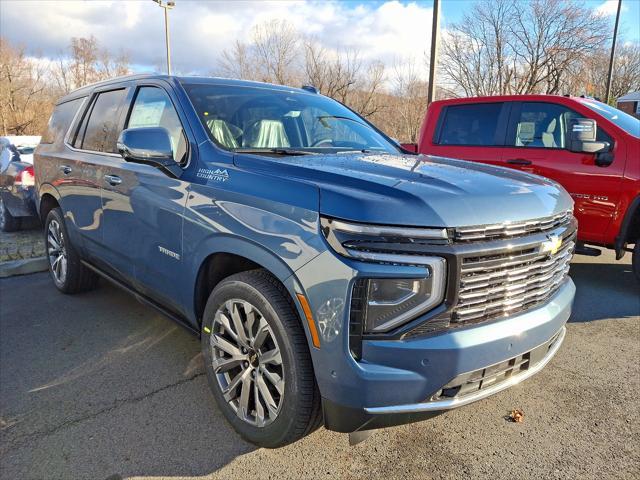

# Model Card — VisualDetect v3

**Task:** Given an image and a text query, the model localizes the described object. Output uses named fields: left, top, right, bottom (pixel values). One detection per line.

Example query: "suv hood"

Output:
left=234, top=153, right=573, bottom=228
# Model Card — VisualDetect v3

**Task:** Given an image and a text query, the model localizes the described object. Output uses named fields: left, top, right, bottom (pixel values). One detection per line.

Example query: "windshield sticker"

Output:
left=197, top=168, right=230, bottom=182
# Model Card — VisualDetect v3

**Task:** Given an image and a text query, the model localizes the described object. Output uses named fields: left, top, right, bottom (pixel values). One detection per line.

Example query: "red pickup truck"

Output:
left=406, top=95, right=640, bottom=280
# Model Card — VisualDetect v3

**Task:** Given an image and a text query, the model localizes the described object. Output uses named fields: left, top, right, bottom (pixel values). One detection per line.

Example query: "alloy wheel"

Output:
left=47, top=219, right=67, bottom=285
left=210, top=299, right=285, bottom=427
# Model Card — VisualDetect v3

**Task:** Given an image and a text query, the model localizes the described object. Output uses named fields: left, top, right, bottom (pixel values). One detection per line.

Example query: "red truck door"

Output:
left=504, top=101, right=624, bottom=244
left=425, top=102, right=511, bottom=167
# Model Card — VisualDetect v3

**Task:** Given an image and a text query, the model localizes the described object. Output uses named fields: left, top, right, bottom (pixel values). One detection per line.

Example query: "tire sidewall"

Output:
left=0, top=196, right=19, bottom=232
left=633, top=242, right=640, bottom=282
left=201, top=277, right=305, bottom=447
left=44, top=208, right=72, bottom=291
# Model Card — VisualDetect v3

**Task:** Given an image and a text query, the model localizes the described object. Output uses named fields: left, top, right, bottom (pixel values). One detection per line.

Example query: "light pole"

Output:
left=427, top=0, right=440, bottom=105
left=605, top=0, right=622, bottom=104
left=153, top=0, right=175, bottom=75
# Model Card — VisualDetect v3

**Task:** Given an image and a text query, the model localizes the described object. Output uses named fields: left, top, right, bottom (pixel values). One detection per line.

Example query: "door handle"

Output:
left=59, top=165, right=72, bottom=175
left=506, top=158, right=533, bottom=166
left=104, top=174, right=122, bottom=186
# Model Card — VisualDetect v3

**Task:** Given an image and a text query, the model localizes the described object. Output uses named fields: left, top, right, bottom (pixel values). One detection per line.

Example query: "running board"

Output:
left=81, top=260, right=199, bottom=336
left=575, top=244, right=601, bottom=257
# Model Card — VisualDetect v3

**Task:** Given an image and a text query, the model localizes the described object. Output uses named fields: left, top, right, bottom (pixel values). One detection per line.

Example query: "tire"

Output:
left=633, top=242, right=640, bottom=283
left=201, top=269, right=321, bottom=448
left=44, top=207, right=98, bottom=294
left=0, top=196, right=21, bottom=232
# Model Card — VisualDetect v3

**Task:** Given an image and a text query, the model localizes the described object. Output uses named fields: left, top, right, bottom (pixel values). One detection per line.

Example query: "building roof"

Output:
left=618, top=91, right=640, bottom=102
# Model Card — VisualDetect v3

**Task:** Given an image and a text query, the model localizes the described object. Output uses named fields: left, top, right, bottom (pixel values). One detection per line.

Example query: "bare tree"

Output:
left=304, top=41, right=359, bottom=101
left=385, top=60, right=428, bottom=143
left=577, top=44, right=640, bottom=101
left=441, top=0, right=609, bottom=96
left=0, top=38, right=53, bottom=135
left=52, top=35, right=131, bottom=93
left=218, top=20, right=301, bottom=85
left=441, top=0, right=514, bottom=96
left=219, top=40, right=259, bottom=80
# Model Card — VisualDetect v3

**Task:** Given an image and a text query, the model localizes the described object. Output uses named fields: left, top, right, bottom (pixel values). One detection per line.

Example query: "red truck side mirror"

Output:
left=568, top=118, right=613, bottom=166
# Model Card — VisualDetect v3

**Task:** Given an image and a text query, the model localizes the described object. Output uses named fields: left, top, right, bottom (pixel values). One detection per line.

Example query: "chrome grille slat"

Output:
left=461, top=244, right=573, bottom=282
left=458, top=264, right=569, bottom=308
left=460, top=247, right=573, bottom=291
left=453, top=232, right=575, bottom=323
left=455, top=210, right=572, bottom=242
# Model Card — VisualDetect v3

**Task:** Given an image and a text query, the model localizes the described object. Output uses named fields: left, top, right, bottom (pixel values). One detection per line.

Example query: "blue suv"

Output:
left=35, top=75, right=576, bottom=447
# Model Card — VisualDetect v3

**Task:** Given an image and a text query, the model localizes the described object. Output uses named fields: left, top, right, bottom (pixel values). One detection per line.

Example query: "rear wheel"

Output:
left=0, top=197, right=21, bottom=232
left=44, top=207, right=98, bottom=293
left=633, top=242, right=640, bottom=282
left=201, top=270, right=321, bottom=448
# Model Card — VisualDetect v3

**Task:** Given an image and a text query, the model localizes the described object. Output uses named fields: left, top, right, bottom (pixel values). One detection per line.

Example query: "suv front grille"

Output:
left=452, top=233, right=575, bottom=324
left=454, top=210, right=572, bottom=242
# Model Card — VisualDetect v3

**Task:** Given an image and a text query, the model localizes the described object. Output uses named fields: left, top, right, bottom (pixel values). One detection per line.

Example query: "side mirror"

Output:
left=568, top=118, right=610, bottom=154
left=116, top=127, right=181, bottom=177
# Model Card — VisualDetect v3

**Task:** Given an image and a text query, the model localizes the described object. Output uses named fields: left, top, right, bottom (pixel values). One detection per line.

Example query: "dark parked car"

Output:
left=35, top=74, right=576, bottom=447
left=0, top=138, right=38, bottom=231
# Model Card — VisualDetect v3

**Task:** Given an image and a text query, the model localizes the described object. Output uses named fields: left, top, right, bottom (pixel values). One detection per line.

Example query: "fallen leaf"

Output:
left=508, top=408, right=525, bottom=423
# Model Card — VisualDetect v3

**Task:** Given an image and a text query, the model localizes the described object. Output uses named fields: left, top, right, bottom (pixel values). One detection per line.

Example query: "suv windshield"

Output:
left=581, top=99, right=640, bottom=138
left=182, top=83, right=398, bottom=155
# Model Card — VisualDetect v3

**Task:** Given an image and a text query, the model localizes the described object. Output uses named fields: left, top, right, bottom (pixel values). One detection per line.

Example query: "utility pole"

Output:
left=605, top=0, right=622, bottom=103
left=427, top=0, right=441, bottom=105
left=153, top=0, right=175, bottom=75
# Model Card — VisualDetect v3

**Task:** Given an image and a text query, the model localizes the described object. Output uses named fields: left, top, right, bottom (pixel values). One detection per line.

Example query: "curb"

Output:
left=0, top=257, right=49, bottom=278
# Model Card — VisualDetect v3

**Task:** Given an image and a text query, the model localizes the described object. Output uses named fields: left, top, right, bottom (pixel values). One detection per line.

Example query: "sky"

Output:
left=1, top=0, right=638, bottom=77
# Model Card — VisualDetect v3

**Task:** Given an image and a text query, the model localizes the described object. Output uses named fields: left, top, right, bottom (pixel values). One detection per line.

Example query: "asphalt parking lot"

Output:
left=0, top=250, right=638, bottom=480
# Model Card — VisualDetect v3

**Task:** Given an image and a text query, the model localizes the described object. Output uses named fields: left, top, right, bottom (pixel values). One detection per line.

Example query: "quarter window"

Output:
left=126, top=87, right=187, bottom=164
left=438, top=103, right=503, bottom=146
left=41, top=97, right=85, bottom=144
left=77, top=89, right=126, bottom=153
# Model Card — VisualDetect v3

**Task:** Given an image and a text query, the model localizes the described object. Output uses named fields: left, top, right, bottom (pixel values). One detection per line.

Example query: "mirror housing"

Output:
left=117, top=127, right=182, bottom=177
left=568, top=118, right=610, bottom=154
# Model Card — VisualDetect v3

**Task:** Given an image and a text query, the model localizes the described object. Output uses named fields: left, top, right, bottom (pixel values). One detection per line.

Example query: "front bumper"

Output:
left=365, top=325, right=565, bottom=415
left=293, top=250, right=575, bottom=432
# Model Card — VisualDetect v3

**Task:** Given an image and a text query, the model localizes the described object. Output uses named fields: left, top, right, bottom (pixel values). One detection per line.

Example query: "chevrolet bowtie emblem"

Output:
left=541, top=235, right=562, bottom=255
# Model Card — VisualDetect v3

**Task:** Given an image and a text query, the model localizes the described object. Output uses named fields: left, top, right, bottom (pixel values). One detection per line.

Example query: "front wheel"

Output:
left=201, top=270, right=321, bottom=448
left=633, top=242, right=640, bottom=282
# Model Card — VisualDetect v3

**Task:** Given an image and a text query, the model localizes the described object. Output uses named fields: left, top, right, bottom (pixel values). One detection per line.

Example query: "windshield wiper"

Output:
left=233, top=148, right=316, bottom=156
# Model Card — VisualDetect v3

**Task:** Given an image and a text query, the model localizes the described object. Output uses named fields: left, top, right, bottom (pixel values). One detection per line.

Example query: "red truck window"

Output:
left=510, top=102, right=613, bottom=149
left=436, top=103, right=504, bottom=146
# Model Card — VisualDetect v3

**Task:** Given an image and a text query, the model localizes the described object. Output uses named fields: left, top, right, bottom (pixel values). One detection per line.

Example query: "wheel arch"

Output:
left=190, top=237, right=304, bottom=329
left=37, top=183, right=61, bottom=221
left=615, top=194, right=640, bottom=258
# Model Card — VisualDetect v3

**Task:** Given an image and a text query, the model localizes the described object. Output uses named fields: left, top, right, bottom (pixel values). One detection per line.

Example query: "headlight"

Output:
left=320, top=217, right=448, bottom=339
left=362, top=262, right=445, bottom=332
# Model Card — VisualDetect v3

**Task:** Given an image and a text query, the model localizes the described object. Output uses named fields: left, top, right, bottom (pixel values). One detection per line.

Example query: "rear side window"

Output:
left=41, top=98, right=85, bottom=144
left=76, top=89, right=126, bottom=153
left=437, top=103, right=503, bottom=146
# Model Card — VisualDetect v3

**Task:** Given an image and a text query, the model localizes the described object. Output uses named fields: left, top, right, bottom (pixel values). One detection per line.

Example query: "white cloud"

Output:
left=595, top=0, right=626, bottom=16
left=0, top=0, right=433, bottom=77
